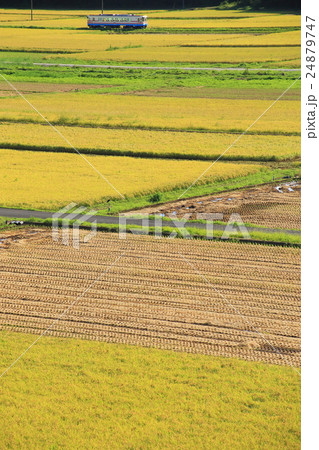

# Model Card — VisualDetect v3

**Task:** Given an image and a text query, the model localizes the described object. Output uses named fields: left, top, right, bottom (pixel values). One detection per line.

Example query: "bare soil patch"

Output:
left=0, top=228, right=48, bottom=249
left=0, top=81, right=108, bottom=97
left=125, top=87, right=301, bottom=101
left=134, top=181, right=301, bottom=230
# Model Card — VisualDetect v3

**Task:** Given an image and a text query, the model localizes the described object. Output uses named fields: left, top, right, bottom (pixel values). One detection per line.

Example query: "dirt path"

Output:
left=0, top=81, right=111, bottom=96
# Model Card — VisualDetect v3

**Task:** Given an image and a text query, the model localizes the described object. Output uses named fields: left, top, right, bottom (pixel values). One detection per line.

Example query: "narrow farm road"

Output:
left=0, top=207, right=301, bottom=237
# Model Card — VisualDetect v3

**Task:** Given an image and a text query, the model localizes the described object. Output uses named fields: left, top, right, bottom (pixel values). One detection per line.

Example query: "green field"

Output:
left=0, top=64, right=301, bottom=92
left=0, top=331, right=300, bottom=449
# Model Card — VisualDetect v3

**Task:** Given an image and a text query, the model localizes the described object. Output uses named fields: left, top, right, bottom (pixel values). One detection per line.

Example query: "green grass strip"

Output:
left=7, top=217, right=299, bottom=247
left=96, top=168, right=300, bottom=213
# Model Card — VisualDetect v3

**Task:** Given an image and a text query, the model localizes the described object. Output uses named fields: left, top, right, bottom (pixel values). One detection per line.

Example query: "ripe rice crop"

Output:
left=0, top=149, right=262, bottom=208
left=0, top=123, right=301, bottom=161
left=0, top=28, right=253, bottom=52
left=147, top=10, right=265, bottom=18
left=0, top=9, right=93, bottom=16
left=0, top=9, right=165, bottom=17
left=0, top=9, right=272, bottom=18
left=70, top=46, right=300, bottom=64
left=0, top=328, right=300, bottom=450
left=0, top=14, right=43, bottom=22
left=0, top=93, right=300, bottom=134
left=2, top=28, right=299, bottom=53
left=0, top=15, right=300, bottom=30
left=0, top=28, right=300, bottom=66
left=0, top=17, right=86, bottom=28
left=0, top=14, right=74, bottom=23
left=213, top=30, right=300, bottom=46
left=148, top=15, right=301, bottom=29
left=0, top=8, right=300, bottom=32
left=268, top=58, right=301, bottom=67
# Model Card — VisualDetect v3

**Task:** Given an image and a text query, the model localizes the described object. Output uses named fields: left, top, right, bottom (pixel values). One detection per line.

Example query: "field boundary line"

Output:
left=178, top=252, right=301, bottom=375
left=178, top=75, right=301, bottom=199
left=0, top=119, right=301, bottom=137
left=33, top=63, right=301, bottom=72
left=0, top=142, right=300, bottom=163
left=0, top=251, right=126, bottom=379
left=0, top=72, right=125, bottom=199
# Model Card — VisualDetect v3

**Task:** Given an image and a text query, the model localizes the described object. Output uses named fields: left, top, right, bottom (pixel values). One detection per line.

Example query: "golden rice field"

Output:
left=0, top=123, right=301, bottom=160
left=0, top=17, right=282, bottom=29
left=213, top=30, right=300, bottom=46
left=68, top=46, right=299, bottom=64
left=0, top=28, right=300, bottom=54
left=148, top=15, right=300, bottom=28
left=0, top=14, right=76, bottom=22
left=0, top=149, right=262, bottom=208
left=0, top=9, right=89, bottom=16
left=0, top=17, right=300, bottom=67
left=268, top=58, right=301, bottom=67
left=146, top=9, right=271, bottom=18
left=0, top=17, right=92, bottom=28
left=0, top=10, right=67, bottom=20
left=0, top=8, right=301, bottom=448
left=0, top=11, right=300, bottom=29
left=0, top=9, right=163, bottom=17
left=0, top=9, right=282, bottom=18
left=0, top=28, right=249, bottom=51
left=0, top=93, right=300, bottom=133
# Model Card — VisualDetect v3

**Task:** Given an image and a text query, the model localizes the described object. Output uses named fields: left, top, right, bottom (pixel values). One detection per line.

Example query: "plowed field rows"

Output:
left=0, top=230, right=300, bottom=366
left=136, top=181, right=301, bottom=230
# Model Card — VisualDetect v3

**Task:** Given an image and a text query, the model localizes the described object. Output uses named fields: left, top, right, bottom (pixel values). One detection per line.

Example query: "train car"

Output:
left=87, top=14, right=147, bottom=29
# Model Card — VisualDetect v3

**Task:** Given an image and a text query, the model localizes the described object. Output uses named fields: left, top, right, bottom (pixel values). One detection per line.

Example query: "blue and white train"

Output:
left=87, top=14, right=147, bottom=29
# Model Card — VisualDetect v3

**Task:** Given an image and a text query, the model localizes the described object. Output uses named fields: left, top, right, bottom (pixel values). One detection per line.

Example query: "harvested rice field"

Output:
left=0, top=81, right=108, bottom=96
left=134, top=181, right=301, bottom=230
left=0, top=230, right=301, bottom=367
